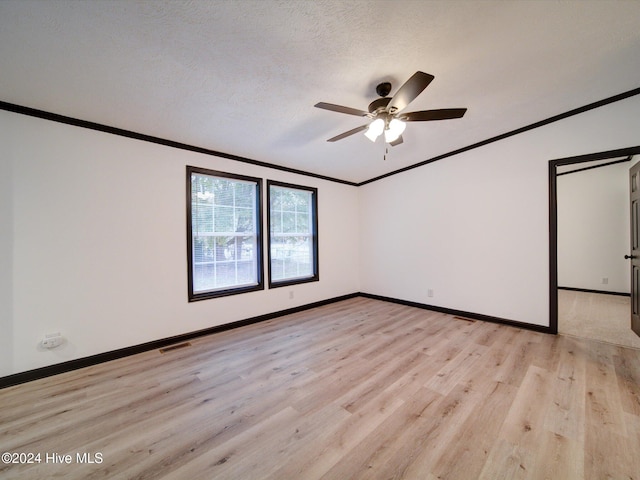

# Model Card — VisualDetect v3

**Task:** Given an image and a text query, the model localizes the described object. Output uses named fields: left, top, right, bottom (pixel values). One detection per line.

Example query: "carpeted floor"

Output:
left=558, top=289, right=640, bottom=349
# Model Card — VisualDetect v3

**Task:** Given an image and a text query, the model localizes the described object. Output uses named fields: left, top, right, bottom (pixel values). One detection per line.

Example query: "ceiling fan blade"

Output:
left=389, top=135, right=403, bottom=147
left=401, top=108, right=467, bottom=122
left=314, top=102, right=369, bottom=117
left=386, top=71, right=435, bottom=114
left=327, top=124, right=369, bottom=142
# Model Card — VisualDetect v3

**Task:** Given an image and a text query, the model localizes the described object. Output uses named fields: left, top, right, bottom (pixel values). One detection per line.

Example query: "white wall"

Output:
left=359, top=95, right=640, bottom=327
left=0, top=110, right=360, bottom=376
left=557, top=161, right=630, bottom=293
left=0, top=130, right=13, bottom=375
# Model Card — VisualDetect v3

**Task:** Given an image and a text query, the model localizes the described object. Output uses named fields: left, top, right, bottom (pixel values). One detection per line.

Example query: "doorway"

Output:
left=549, top=146, right=640, bottom=333
left=549, top=146, right=640, bottom=345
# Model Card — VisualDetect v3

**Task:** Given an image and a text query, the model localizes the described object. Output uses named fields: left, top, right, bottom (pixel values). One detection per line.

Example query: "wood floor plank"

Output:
left=583, top=341, right=637, bottom=480
left=423, top=339, right=488, bottom=396
left=264, top=387, right=405, bottom=480
left=477, top=439, right=532, bottom=480
left=584, top=342, right=627, bottom=435
left=428, top=380, right=518, bottom=480
left=528, top=431, right=584, bottom=480
left=373, top=378, right=506, bottom=480
left=543, top=336, right=587, bottom=442
left=1, top=297, right=639, bottom=479
left=317, top=386, right=447, bottom=480
left=499, top=365, right=555, bottom=452
left=492, top=333, right=541, bottom=387
left=613, top=345, right=640, bottom=417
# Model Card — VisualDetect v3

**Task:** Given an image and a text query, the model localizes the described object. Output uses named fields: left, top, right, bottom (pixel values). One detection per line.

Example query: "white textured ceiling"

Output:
left=1, top=0, right=640, bottom=183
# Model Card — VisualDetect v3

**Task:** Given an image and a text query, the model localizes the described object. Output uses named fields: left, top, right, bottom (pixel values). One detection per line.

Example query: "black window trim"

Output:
left=186, top=165, right=264, bottom=302
left=267, top=179, right=319, bottom=289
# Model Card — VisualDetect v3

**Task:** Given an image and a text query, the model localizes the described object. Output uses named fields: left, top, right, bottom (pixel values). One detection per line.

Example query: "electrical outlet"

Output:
left=427, top=289, right=434, bottom=298
left=602, top=277, right=609, bottom=285
left=289, top=291, right=294, bottom=300
left=41, top=332, right=63, bottom=349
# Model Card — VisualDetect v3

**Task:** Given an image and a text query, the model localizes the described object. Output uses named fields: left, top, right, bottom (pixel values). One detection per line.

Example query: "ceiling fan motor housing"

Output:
left=376, top=82, right=392, bottom=97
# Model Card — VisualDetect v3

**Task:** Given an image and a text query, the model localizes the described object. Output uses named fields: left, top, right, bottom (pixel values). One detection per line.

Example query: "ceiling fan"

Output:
left=315, top=71, right=467, bottom=146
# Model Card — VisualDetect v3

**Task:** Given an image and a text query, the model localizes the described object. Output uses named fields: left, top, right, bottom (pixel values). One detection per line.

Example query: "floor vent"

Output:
left=159, top=342, right=192, bottom=354
left=453, top=316, right=476, bottom=323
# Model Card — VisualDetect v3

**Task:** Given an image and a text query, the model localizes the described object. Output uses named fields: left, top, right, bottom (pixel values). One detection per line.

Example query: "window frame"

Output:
left=186, top=166, right=264, bottom=302
left=267, top=180, right=319, bottom=288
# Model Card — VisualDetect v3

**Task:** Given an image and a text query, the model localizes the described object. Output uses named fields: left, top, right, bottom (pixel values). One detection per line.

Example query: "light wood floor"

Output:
left=559, top=289, right=640, bottom=349
left=1, top=297, right=639, bottom=479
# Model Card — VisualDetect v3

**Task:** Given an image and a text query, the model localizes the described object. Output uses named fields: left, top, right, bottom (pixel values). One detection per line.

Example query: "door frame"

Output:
left=548, top=146, right=640, bottom=334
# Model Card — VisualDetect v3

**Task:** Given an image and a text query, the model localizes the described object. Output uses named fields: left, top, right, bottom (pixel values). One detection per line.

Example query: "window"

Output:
left=267, top=181, right=318, bottom=287
left=187, top=166, right=263, bottom=301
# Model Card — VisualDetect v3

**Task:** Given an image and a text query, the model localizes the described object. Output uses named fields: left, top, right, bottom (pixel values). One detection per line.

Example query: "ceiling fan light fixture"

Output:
left=364, top=118, right=385, bottom=142
left=316, top=71, right=466, bottom=148
left=384, top=118, right=406, bottom=143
